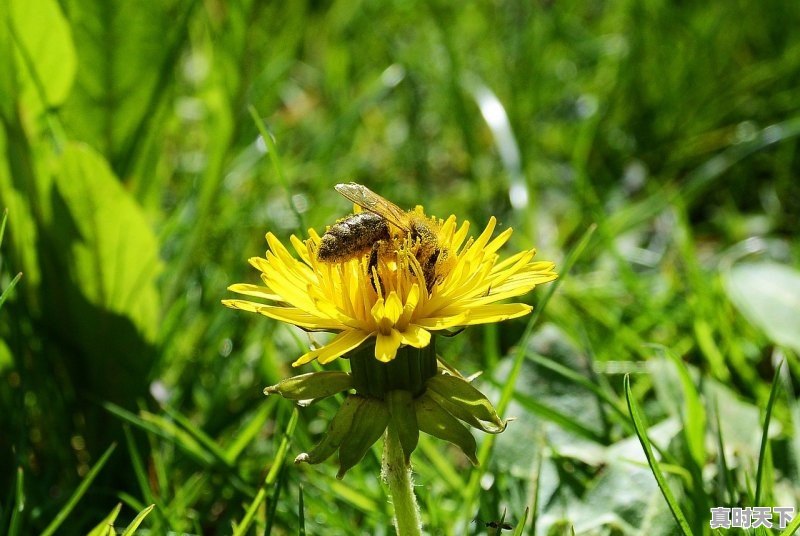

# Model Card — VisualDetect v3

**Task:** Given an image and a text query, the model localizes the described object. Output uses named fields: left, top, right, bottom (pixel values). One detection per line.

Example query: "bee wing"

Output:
left=334, top=183, right=410, bottom=230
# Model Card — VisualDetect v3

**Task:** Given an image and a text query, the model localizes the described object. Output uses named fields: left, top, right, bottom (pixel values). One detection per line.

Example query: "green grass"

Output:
left=2, top=0, right=800, bottom=534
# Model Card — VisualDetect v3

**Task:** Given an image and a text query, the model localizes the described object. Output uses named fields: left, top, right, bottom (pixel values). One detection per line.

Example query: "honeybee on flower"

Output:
left=223, top=183, right=557, bottom=366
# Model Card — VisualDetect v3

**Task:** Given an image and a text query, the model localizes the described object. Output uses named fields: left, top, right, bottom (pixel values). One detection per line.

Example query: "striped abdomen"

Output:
left=317, top=212, right=391, bottom=262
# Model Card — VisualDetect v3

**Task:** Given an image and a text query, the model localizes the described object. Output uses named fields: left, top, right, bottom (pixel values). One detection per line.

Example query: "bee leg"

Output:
left=422, top=247, right=441, bottom=292
left=367, top=243, right=382, bottom=292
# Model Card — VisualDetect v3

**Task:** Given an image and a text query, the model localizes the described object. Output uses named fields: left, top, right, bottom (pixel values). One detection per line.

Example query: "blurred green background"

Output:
left=2, top=0, right=800, bottom=534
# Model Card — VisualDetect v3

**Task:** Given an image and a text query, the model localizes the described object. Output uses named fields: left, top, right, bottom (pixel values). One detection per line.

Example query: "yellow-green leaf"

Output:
left=337, top=396, right=389, bottom=478
left=387, top=390, right=419, bottom=463
left=9, top=0, right=76, bottom=109
left=264, top=371, right=354, bottom=401
left=415, top=392, right=478, bottom=465
left=297, top=395, right=363, bottom=465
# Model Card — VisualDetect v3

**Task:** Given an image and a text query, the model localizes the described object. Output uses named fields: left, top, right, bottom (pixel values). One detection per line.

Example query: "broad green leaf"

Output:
left=724, top=262, right=800, bottom=354
left=39, top=143, right=160, bottom=406
left=0, top=1, right=17, bottom=121
left=54, top=142, right=160, bottom=342
left=60, top=0, right=188, bottom=170
left=9, top=0, right=76, bottom=110
left=0, top=121, right=43, bottom=292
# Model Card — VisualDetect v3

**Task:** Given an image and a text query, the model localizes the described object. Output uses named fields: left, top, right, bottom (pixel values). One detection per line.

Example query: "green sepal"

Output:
left=415, top=392, right=478, bottom=465
left=337, top=396, right=389, bottom=478
left=295, top=395, right=362, bottom=465
left=349, top=340, right=437, bottom=399
left=386, top=390, right=419, bottom=464
left=426, top=374, right=507, bottom=434
left=264, top=371, right=353, bottom=401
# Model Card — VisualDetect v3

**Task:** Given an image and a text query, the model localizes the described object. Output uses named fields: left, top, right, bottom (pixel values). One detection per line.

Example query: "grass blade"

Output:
left=233, top=407, right=298, bottom=536
left=0, top=272, right=22, bottom=309
left=39, top=442, right=117, bottom=536
left=298, top=485, right=306, bottom=536
left=755, top=361, right=783, bottom=506
left=507, top=389, right=606, bottom=443
left=8, top=467, right=24, bottom=536
left=0, top=208, right=7, bottom=246
left=122, top=425, right=151, bottom=502
left=527, top=438, right=543, bottom=536
left=712, top=400, right=735, bottom=505
left=782, top=512, right=800, bottom=536
left=86, top=503, right=121, bottom=536
left=525, top=352, right=632, bottom=433
left=247, top=104, right=304, bottom=231
left=513, top=507, right=529, bottom=536
left=162, top=405, right=234, bottom=467
left=122, top=504, right=155, bottom=535
left=225, top=397, right=278, bottom=462
left=624, top=375, right=693, bottom=536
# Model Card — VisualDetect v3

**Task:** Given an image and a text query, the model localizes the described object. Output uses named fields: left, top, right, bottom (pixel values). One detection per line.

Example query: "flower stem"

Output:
left=383, top=423, right=422, bottom=536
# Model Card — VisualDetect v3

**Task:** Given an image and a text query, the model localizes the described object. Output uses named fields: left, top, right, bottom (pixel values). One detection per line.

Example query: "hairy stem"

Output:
left=383, top=424, right=422, bottom=536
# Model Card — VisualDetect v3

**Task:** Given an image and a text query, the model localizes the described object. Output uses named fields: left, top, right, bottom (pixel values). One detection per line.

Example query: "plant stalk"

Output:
left=383, top=424, right=422, bottom=536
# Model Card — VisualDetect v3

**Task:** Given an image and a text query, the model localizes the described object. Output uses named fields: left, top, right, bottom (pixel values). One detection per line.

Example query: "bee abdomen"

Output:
left=317, top=212, right=390, bottom=261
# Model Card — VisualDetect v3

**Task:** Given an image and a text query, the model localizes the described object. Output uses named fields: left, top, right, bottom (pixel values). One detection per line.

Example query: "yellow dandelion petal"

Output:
left=398, top=284, right=420, bottom=326
left=312, top=295, right=367, bottom=330
left=468, top=283, right=538, bottom=305
left=466, top=216, right=497, bottom=255
left=294, top=330, right=370, bottom=367
left=481, top=249, right=537, bottom=290
left=222, top=298, right=265, bottom=313
left=375, top=329, right=403, bottom=362
left=227, top=283, right=282, bottom=302
left=460, top=303, right=533, bottom=325
left=484, top=227, right=514, bottom=255
left=371, top=291, right=402, bottom=329
left=490, top=249, right=532, bottom=273
left=414, top=312, right=469, bottom=330
left=290, top=234, right=313, bottom=265
left=400, top=325, right=431, bottom=348
left=257, top=304, right=346, bottom=330
left=449, top=219, right=471, bottom=253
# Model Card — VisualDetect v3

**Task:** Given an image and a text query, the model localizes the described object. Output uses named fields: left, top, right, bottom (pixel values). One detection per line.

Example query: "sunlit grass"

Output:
left=2, top=0, right=800, bottom=534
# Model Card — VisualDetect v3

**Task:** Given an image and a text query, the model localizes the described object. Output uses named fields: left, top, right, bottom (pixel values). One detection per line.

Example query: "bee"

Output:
left=316, top=183, right=446, bottom=291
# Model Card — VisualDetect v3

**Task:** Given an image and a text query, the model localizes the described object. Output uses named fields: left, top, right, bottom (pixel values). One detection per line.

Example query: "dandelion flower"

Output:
left=223, top=199, right=557, bottom=367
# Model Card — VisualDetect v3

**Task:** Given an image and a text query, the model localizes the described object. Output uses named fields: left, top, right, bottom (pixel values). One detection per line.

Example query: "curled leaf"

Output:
left=337, top=396, right=390, bottom=478
left=426, top=374, right=507, bottom=433
left=415, top=392, right=478, bottom=465
left=296, top=395, right=362, bottom=465
left=265, top=371, right=353, bottom=401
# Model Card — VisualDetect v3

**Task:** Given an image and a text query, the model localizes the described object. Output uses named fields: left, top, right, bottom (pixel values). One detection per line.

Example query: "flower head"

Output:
left=223, top=205, right=556, bottom=366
